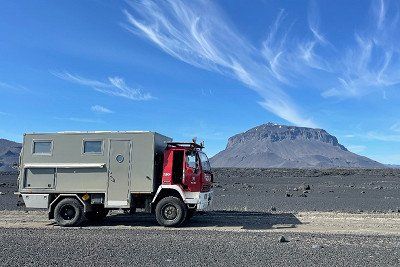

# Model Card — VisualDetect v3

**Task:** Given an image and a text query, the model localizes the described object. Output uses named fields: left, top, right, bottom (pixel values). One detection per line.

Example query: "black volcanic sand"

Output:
left=1, top=168, right=400, bottom=212
left=0, top=175, right=22, bottom=210
left=212, top=168, right=400, bottom=213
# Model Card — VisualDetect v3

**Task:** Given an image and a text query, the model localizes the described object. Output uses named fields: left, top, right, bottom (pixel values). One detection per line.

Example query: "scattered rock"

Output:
left=293, top=188, right=299, bottom=191
left=222, top=188, right=226, bottom=191
left=279, top=236, right=289, bottom=243
left=301, top=185, right=311, bottom=190
left=303, top=191, right=309, bottom=194
left=271, top=207, right=277, bottom=211
left=286, top=193, right=293, bottom=197
left=0, top=183, right=6, bottom=187
left=312, top=244, right=324, bottom=249
left=361, top=191, right=366, bottom=194
left=299, top=193, right=308, bottom=197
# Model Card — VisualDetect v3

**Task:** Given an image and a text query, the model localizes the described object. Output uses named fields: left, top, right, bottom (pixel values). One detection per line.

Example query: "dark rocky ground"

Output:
left=1, top=168, right=400, bottom=212
left=0, top=174, right=20, bottom=210
left=211, top=168, right=400, bottom=213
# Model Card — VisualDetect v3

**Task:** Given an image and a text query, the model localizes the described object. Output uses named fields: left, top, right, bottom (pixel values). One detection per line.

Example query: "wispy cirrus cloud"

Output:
left=0, top=81, right=28, bottom=92
left=52, top=71, right=153, bottom=101
left=366, top=131, right=400, bottom=142
left=91, top=105, right=114, bottom=114
left=123, top=0, right=317, bottom=127
left=390, top=122, right=400, bottom=132
left=54, top=117, right=104, bottom=124
left=322, top=0, right=400, bottom=98
left=123, top=0, right=400, bottom=127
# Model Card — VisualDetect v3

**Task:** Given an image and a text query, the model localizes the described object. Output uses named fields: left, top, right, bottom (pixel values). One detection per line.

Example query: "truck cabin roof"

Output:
left=167, top=142, right=204, bottom=150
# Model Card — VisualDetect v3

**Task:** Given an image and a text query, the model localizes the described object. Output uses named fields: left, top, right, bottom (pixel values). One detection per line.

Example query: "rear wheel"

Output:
left=54, top=198, right=85, bottom=227
left=155, top=196, right=187, bottom=227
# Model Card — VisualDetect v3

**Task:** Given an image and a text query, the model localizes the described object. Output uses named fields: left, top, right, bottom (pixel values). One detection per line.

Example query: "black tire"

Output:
left=85, top=206, right=108, bottom=221
left=182, top=208, right=196, bottom=225
left=54, top=198, right=85, bottom=227
left=155, top=196, right=188, bottom=227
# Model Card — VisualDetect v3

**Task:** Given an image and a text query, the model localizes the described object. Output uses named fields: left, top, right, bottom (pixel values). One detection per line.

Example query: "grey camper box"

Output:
left=18, top=131, right=171, bottom=209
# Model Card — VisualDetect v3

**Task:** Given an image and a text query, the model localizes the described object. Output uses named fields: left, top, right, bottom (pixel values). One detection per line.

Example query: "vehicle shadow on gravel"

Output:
left=86, top=211, right=302, bottom=230
left=190, top=211, right=302, bottom=230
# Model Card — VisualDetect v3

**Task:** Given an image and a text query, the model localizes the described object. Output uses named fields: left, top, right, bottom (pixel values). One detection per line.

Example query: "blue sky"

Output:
left=1, top=0, right=400, bottom=164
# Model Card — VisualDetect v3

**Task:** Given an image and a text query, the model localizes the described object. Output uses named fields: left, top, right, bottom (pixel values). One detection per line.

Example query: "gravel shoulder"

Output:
left=0, top=210, right=399, bottom=236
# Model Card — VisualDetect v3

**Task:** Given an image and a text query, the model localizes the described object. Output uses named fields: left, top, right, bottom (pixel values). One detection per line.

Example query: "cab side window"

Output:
left=186, top=152, right=198, bottom=171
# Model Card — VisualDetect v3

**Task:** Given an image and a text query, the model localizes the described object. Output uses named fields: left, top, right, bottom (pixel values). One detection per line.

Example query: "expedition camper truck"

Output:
left=17, top=131, right=213, bottom=227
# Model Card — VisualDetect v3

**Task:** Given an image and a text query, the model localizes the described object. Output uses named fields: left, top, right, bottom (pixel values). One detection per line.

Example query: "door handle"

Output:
left=109, top=174, right=115, bottom=182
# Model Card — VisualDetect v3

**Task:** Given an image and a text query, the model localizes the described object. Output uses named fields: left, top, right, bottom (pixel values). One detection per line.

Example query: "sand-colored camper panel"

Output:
left=19, top=132, right=171, bottom=194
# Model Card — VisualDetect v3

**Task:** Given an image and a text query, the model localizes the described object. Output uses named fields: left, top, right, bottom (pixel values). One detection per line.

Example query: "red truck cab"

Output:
left=151, top=142, right=213, bottom=226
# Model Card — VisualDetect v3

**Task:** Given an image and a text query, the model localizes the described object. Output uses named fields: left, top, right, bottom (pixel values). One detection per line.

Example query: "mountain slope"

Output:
left=0, top=139, right=21, bottom=172
left=210, top=123, right=384, bottom=168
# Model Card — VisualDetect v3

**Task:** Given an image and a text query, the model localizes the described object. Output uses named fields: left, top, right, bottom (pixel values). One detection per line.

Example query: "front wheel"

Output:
left=155, top=197, right=187, bottom=227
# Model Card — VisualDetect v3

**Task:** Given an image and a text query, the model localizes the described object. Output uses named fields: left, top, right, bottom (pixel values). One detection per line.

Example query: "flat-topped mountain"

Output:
left=210, top=123, right=384, bottom=168
left=0, top=139, right=21, bottom=172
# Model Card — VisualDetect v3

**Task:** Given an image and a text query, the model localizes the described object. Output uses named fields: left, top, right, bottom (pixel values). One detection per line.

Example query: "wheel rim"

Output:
left=60, top=205, right=76, bottom=220
left=162, top=204, right=178, bottom=220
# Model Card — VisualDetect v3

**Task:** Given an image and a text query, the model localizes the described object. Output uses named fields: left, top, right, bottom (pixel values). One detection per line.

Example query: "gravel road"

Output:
left=0, top=210, right=399, bottom=266
left=1, top=227, right=400, bottom=267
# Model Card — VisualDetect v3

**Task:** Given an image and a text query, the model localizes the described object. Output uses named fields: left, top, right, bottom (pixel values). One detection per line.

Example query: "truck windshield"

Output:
left=199, top=152, right=211, bottom=172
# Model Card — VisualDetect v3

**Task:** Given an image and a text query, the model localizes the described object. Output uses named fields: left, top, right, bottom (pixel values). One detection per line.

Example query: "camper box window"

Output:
left=33, top=140, right=52, bottom=155
left=83, top=140, right=103, bottom=154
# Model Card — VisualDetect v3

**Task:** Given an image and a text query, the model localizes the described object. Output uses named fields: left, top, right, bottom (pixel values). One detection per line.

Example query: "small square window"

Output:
left=33, top=141, right=52, bottom=155
left=83, top=140, right=102, bottom=154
